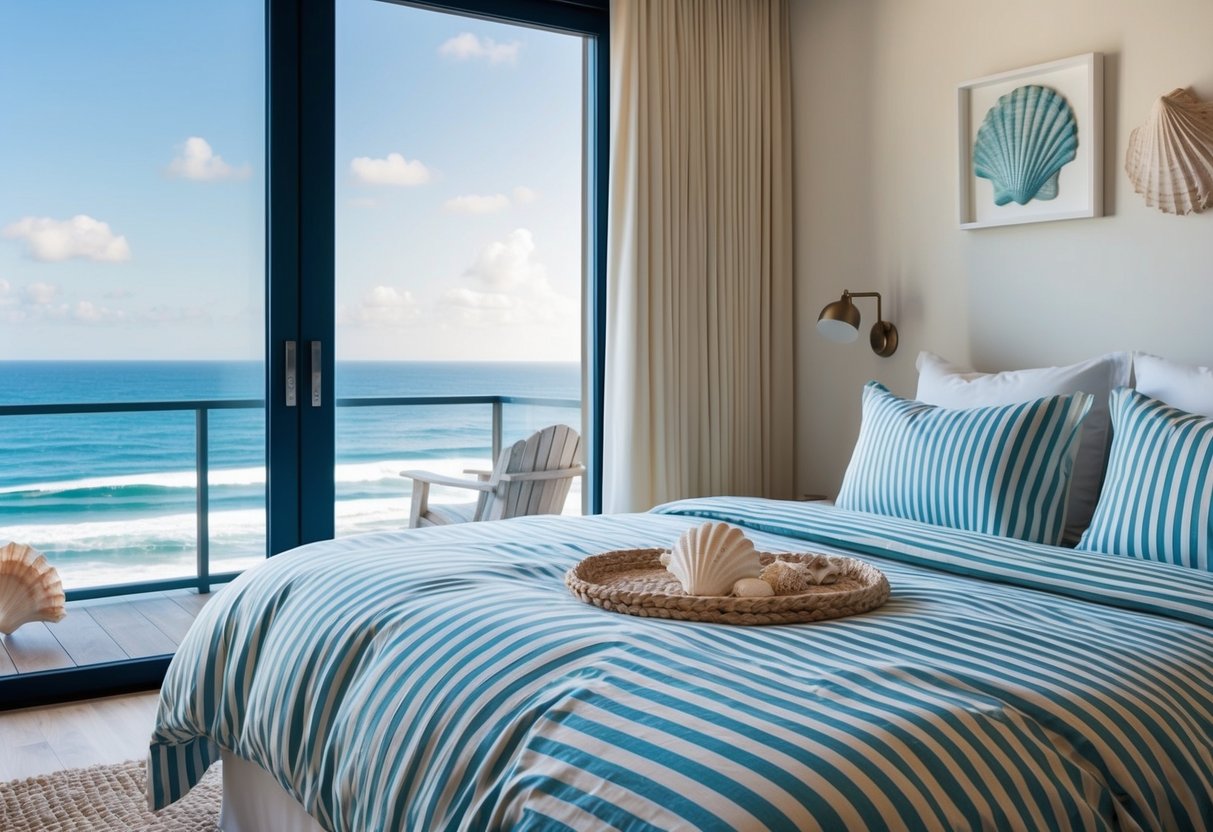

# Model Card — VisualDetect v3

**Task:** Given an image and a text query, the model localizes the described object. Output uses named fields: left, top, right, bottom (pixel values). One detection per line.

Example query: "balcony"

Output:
left=0, top=394, right=580, bottom=603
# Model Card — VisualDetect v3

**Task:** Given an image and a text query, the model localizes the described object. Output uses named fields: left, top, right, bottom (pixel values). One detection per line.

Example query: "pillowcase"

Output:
left=915, top=351, right=1131, bottom=545
left=1132, top=353, right=1213, bottom=417
left=1077, top=389, right=1213, bottom=571
left=838, top=381, right=1093, bottom=545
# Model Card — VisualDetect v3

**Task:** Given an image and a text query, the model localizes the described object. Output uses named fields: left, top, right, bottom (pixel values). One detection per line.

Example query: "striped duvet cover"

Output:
left=148, top=498, right=1213, bottom=831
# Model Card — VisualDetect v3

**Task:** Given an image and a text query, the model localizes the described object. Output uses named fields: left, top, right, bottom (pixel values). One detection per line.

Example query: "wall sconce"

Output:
left=816, top=290, right=898, bottom=357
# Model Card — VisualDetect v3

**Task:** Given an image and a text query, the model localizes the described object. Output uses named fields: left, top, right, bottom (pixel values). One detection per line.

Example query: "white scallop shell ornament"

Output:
left=667, top=522, right=761, bottom=596
left=1126, top=88, right=1213, bottom=215
left=973, top=85, right=1078, bottom=206
left=0, top=542, right=66, bottom=635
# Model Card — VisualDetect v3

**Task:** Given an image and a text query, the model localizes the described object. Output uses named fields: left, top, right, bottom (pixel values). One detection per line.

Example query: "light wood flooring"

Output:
left=0, top=590, right=214, bottom=677
left=0, top=690, right=161, bottom=781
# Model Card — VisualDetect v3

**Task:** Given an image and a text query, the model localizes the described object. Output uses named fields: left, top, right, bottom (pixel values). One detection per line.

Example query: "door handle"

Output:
left=310, top=341, right=322, bottom=407
left=285, top=341, right=297, bottom=407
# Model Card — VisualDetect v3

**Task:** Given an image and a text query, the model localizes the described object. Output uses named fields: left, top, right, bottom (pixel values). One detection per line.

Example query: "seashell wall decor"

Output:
left=0, top=542, right=66, bottom=635
left=666, top=522, right=761, bottom=596
left=973, top=85, right=1079, bottom=206
left=1125, top=88, right=1213, bottom=215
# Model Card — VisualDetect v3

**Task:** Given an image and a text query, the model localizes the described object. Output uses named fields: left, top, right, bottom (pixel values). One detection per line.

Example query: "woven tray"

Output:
left=566, top=549, right=890, bottom=625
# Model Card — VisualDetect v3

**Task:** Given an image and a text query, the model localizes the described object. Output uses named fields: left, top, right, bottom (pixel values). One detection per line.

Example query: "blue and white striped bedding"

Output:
left=148, top=498, right=1213, bottom=831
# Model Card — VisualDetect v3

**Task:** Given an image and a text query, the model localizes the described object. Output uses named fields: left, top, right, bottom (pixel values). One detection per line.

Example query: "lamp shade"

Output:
left=816, top=296, right=861, bottom=343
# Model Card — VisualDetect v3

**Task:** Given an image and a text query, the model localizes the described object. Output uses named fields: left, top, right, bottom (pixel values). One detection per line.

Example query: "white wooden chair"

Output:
left=401, top=424, right=585, bottom=528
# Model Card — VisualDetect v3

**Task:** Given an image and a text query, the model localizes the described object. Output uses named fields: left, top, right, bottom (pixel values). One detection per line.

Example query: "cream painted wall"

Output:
left=791, top=0, right=1213, bottom=498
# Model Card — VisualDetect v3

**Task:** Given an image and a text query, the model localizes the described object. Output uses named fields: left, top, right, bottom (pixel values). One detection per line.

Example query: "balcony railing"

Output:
left=0, top=394, right=580, bottom=601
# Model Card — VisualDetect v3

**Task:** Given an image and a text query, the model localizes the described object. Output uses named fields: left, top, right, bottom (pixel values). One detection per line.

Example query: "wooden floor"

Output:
left=0, top=690, right=161, bottom=781
left=0, top=590, right=214, bottom=677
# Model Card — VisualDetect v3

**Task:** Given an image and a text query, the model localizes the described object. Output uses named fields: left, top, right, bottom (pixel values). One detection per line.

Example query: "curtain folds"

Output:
left=604, top=0, right=795, bottom=513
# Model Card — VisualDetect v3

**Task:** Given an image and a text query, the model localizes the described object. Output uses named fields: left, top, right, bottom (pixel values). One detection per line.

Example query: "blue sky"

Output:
left=0, top=0, right=584, bottom=362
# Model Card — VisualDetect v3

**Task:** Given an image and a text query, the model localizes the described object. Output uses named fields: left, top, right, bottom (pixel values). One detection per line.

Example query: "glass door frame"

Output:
left=1, top=0, right=606, bottom=708
left=281, top=0, right=609, bottom=550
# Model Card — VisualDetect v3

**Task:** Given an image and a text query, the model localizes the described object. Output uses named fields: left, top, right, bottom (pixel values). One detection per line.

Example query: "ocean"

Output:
left=0, top=361, right=581, bottom=591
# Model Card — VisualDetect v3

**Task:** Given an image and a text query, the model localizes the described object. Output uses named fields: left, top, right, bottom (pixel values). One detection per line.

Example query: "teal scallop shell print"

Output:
left=973, top=85, right=1078, bottom=206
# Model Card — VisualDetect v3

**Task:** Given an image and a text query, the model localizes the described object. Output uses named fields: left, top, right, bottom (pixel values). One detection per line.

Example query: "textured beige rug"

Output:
left=0, top=759, right=220, bottom=831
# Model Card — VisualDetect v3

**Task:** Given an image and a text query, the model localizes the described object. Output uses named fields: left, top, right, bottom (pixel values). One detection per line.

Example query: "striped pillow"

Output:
left=837, top=382, right=1093, bottom=545
left=1077, top=389, right=1213, bottom=570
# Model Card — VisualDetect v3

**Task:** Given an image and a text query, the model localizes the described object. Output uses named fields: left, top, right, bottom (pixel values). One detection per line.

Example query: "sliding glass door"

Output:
left=331, top=0, right=593, bottom=536
left=0, top=1, right=267, bottom=598
left=0, top=0, right=604, bottom=704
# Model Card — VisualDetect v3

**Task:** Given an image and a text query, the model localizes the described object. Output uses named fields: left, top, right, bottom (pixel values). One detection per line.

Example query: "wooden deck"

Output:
left=0, top=590, right=214, bottom=677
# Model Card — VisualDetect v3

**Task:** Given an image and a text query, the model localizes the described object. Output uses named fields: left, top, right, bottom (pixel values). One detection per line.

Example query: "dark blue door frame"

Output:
left=0, top=0, right=607, bottom=710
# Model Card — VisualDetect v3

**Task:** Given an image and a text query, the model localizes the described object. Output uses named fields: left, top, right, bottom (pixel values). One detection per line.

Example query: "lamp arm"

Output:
left=843, top=290, right=883, bottom=322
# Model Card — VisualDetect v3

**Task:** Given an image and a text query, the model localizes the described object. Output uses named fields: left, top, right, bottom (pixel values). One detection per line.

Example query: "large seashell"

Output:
left=667, top=522, right=761, bottom=596
left=1125, top=88, right=1213, bottom=215
left=973, top=85, right=1078, bottom=206
left=0, top=542, right=66, bottom=636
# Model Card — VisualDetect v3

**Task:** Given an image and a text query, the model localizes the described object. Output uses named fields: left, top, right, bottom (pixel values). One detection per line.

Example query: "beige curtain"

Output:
left=603, top=0, right=796, bottom=513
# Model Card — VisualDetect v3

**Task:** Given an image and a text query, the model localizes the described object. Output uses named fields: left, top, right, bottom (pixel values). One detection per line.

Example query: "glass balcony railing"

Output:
left=0, top=395, right=580, bottom=601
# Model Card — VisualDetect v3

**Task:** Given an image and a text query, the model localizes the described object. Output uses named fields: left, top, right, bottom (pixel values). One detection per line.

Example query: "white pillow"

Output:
left=915, top=351, right=1131, bottom=545
left=1132, top=353, right=1213, bottom=418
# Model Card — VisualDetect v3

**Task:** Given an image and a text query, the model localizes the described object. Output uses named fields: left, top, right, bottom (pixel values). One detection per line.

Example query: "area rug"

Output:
left=0, top=759, right=220, bottom=831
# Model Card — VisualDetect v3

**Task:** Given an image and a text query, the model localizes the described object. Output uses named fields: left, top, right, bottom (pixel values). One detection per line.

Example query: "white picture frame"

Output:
left=957, top=52, right=1103, bottom=230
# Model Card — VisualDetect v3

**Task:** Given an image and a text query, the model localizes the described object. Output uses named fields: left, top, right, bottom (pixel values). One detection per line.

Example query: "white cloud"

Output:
left=439, top=33, right=520, bottom=65
left=443, top=187, right=538, bottom=214
left=439, top=229, right=577, bottom=327
left=512, top=186, right=539, bottom=205
left=72, top=300, right=125, bottom=324
left=0, top=280, right=217, bottom=327
left=350, top=153, right=432, bottom=187
left=168, top=137, right=251, bottom=181
left=464, top=228, right=546, bottom=290
left=441, top=287, right=513, bottom=309
left=24, top=281, right=58, bottom=305
left=443, top=193, right=510, bottom=214
left=2, top=215, right=132, bottom=263
left=338, top=285, right=421, bottom=327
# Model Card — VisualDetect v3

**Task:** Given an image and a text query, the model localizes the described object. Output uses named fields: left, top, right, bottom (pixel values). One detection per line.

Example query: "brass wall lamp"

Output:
left=816, top=290, right=898, bottom=357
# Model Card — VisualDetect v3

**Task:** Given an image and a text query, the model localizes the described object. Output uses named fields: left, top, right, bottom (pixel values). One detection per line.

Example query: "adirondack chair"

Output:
left=401, top=424, right=585, bottom=528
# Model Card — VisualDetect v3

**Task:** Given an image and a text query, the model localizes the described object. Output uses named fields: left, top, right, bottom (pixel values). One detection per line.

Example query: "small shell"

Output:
left=760, top=561, right=808, bottom=596
left=802, top=555, right=843, bottom=586
left=659, top=551, right=671, bottom=567
left=0, top=542, right=66, bottom=636
left=667, top=522, right=761, bottom=596
left=732, top=577, right=775, bottom=598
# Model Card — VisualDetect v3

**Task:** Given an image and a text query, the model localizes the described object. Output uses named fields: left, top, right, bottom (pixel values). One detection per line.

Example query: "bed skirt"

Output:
left=219, top=752, right=323, bottom=832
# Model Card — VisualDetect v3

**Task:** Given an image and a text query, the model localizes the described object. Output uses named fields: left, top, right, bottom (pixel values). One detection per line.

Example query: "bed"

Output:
left=147, top=497, right=1213, bottom=831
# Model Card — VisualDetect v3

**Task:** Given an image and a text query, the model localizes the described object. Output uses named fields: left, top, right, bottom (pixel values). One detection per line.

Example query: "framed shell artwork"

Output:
left=957, top=53, right=1104, bottom=229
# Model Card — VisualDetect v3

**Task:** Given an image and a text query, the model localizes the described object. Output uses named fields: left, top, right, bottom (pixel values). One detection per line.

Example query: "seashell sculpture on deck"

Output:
left=973, top=84, right=1079, bottom=206
left=1125, top=88, right=1213, bottom=215
left=0, top=542, right=66, bottom=635
left=666, top=522, right=761, bottom=596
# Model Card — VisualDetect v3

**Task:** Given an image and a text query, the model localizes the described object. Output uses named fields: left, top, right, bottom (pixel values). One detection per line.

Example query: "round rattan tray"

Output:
left=565, top=549, right=890, bottom=625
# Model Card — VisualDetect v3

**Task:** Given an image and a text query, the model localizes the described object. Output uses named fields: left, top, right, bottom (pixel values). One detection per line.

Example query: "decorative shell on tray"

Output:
left=0, top=542, right=66, bottom=635
left=760, top=560, right=808, bottom=595
left=1125, top=88, right=1213, bottom=215
left=761, top=556, right=845, bottom=595
left=666, top=522, right=761, bottom=596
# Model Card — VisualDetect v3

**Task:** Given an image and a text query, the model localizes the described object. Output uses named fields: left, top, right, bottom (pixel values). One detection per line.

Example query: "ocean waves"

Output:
left=0, top=457, right=582, bottom=590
